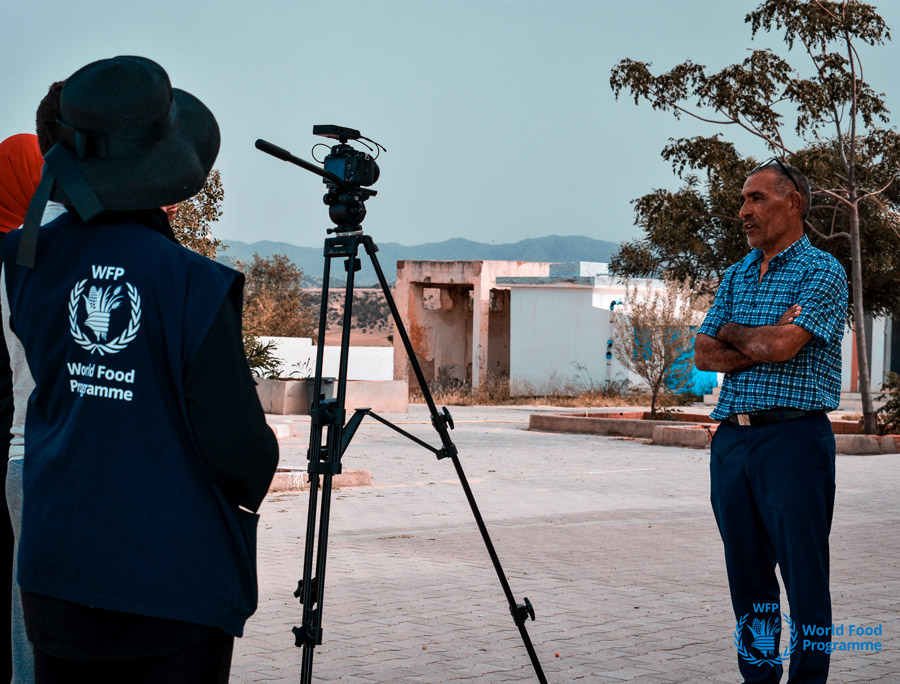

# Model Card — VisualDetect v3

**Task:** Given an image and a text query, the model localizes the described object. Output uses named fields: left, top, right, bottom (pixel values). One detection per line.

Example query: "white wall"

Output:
left=871, top=317, right=888, bottom=388
left=508, top=286, right=636, bottom=395
left=258, top=337, right=394, bottom=381
left=838, top=318, right=894, bottom=393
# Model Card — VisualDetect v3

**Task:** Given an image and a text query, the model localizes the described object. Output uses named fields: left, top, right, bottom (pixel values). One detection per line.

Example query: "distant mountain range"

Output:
left=218, top=234, right=620, bottom=286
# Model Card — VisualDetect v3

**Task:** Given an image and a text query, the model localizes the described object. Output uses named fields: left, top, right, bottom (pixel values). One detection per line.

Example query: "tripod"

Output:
left=255, top=136, right=548, bottom=684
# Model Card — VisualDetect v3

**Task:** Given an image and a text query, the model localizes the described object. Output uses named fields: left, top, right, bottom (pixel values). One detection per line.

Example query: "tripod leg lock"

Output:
left=294, top=577, right=320, bottom=603
left=512, top=597, right=536, bottom=626
left=438, top=406, right=454, bottom=430
left=433, top=407, right=458, bottom=460
left=292, top=623, right=323, bottom=647
left=436, top=446, right=457, bottom=460
left=308, top=460, right=342, bottom=475
left=310, top=401, right=345, bottom=427
left=306, top=444, right=342, bottom=474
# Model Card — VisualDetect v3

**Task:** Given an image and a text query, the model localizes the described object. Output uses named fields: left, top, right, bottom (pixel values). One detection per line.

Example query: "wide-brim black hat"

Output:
left=53, top=55, right=220, bottom=210
left=17, top=56, right=219, bottom=267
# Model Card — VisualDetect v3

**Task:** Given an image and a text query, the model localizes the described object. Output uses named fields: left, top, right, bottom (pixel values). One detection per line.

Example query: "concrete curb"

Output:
left=652, top=426, right=899, bottom=454
left=530, top=412, right=900, bottom=455
left=268, top=423, right=292, bottom=439
left=269, top=469, right=373, bottom=492
left=652, top=425, right=714, bottom=448
left=835, top=434, right=900, bottom=455
left=529, top=413, right=667, bottom=438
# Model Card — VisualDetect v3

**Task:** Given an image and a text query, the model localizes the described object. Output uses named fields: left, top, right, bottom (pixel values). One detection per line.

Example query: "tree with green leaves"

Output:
left=611, top=137, right=900, bottom=314
left=240, top=253, right=317, bottom=339
left=170, top=168, right=225, bottom=260
left=610, top=0, right=900, bottom=433
left=609, top=136, right=754, bottom=297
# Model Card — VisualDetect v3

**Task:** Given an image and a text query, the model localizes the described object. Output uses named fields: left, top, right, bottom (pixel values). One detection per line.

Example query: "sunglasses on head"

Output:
left=751, top=157, right=801, bottom=194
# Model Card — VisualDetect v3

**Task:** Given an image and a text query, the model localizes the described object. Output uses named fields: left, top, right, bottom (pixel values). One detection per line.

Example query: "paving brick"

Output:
left=230, top=404, right=900, bottom=683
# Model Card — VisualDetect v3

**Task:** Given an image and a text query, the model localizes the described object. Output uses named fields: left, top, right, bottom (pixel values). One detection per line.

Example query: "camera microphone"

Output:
left=255, top=137, right=349, bottom=189
left=255, top=139, right=292, bottom=161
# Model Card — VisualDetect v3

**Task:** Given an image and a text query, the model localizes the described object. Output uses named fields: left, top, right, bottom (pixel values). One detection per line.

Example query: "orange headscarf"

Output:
left=0, top=134, right=43, bottom=234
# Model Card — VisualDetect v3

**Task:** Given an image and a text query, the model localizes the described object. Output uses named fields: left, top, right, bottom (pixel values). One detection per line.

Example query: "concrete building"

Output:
left=499, top=263, right=716, bottom=396
left=499, top=263, right=649, bottom=395
left=391, top=260, right=552, bottom=389
left=393, top=260, right=897, bottom=398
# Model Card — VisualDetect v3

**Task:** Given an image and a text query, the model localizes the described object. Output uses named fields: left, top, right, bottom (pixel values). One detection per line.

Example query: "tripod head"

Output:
left=256, top=125, right=385, bottom=235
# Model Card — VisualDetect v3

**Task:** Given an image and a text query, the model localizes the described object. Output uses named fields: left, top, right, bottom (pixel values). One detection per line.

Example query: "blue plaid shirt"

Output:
left=697, top=235, right=848, bottom=420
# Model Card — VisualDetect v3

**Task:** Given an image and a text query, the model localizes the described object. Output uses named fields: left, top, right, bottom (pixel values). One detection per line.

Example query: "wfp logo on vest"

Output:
left=734, top=603, right=798, bottom=667
left=69, top=266, right=142, bottom=356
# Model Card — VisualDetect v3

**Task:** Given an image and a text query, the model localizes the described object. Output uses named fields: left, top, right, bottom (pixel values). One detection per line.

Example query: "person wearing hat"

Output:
left=0, top=132, right=45, bottom=684
left=1, top=56, right=279, bottom=683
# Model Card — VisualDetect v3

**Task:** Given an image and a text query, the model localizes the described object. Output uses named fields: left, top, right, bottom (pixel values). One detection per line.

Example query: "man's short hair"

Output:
left=749, top=160, right=812, bottom=220
left=35, top=81, right=65, bottom=155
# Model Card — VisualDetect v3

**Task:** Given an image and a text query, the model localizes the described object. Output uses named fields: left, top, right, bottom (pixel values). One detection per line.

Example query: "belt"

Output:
left=725, top=408, right=825, bottom=427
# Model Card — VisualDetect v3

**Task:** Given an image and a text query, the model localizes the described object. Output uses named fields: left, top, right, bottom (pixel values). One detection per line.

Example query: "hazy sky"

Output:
left=5, top=0, right=900, bottom=248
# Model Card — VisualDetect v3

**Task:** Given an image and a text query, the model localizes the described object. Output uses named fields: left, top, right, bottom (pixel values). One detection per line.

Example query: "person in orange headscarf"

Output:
left=0, top=134, right=43, bottom=233
left=0, top=132, right=43, bottom=683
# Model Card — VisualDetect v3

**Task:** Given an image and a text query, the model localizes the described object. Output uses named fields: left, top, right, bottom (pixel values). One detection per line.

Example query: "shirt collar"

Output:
left=741, top=234, right=811, bottom=277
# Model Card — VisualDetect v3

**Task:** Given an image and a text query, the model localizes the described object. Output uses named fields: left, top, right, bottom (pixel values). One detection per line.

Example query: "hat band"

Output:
left=16, top=143, right=107, bottom=269
left=54, top=101, right=178, bottom=160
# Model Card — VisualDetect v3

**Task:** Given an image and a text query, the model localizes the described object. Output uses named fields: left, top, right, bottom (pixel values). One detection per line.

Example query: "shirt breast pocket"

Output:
left=731, top=288, right=767, bottom=326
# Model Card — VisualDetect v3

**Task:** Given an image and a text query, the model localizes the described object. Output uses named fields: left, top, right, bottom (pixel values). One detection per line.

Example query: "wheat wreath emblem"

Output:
left=69, top=279, right=141, bottom=355
left=734, top=613, right=798, bottom=667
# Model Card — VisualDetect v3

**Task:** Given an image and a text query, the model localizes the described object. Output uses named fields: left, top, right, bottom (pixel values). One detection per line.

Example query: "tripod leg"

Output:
left=297, top=235, right=362, bottom=684
left=296, top=251, right=332, bottom=681
left=361, top=237, right=549, bottom=683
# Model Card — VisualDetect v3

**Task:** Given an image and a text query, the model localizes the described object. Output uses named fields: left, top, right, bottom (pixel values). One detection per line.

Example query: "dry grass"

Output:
left=408, top=372, right=700, bottom=408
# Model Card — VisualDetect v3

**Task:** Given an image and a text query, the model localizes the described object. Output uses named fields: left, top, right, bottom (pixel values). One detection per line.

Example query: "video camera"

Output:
left=314, top=125, right=380, bottom=187
left=255, top=125, right=384, bottom=232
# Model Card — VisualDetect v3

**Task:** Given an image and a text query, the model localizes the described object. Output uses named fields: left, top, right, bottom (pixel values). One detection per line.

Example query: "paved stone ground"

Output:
left=235, top=405, right=900, bottom=683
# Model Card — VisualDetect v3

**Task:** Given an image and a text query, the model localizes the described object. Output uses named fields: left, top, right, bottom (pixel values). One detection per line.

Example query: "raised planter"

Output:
left=255, top=377, right=334, bottom=415
left=256, top=377, right=408, bottom=415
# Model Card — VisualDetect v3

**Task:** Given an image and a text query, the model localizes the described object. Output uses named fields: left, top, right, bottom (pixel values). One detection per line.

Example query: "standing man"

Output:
left=694, top=159, right=848, bottom=684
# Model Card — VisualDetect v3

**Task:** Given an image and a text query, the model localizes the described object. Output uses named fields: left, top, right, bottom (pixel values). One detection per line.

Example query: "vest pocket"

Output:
left=235, top=507, right=260, bottom=619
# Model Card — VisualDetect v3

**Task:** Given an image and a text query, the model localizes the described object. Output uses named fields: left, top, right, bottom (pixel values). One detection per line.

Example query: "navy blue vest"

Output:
left=2, top=214, right=257, bottom=636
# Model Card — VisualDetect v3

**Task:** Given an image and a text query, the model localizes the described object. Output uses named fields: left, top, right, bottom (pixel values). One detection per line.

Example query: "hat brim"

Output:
left=51, top=88, right=219, bottom=212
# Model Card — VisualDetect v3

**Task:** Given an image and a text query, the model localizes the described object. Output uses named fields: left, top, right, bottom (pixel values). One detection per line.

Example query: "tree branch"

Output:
left=798, top=32, right=851, bottom=173
left=809, top=203, right=849, bottom=217
left=845, top=27, right=859, bottom=182
left=812, top=0, right=841, bottom=23
left=710, top=213, right=744, bottom=223
left=670, top=103, right=734, bottom=126
left=808, top=181, right=852, bottom=207
left=864, top=194, right=900, bottom=241
left=808, top=224, right=850, bottom=241
left=858, top=175, right=896, bottom=202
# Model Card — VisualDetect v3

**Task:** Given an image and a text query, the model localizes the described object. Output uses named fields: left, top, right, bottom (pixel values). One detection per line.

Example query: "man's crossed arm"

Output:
left=694, top=304, right=813, bottom=373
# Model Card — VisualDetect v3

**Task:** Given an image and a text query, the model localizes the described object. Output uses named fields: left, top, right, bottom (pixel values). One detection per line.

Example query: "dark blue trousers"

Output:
left=710, top=414, right=836, bottom=684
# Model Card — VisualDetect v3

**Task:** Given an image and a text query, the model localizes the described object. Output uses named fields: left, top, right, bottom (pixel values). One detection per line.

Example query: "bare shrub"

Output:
left=612, top=278, right=709, bottom=418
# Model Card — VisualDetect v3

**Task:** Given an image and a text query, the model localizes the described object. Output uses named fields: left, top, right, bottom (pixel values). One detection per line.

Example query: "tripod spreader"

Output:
left=343, top=408, right=454, bottom=460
